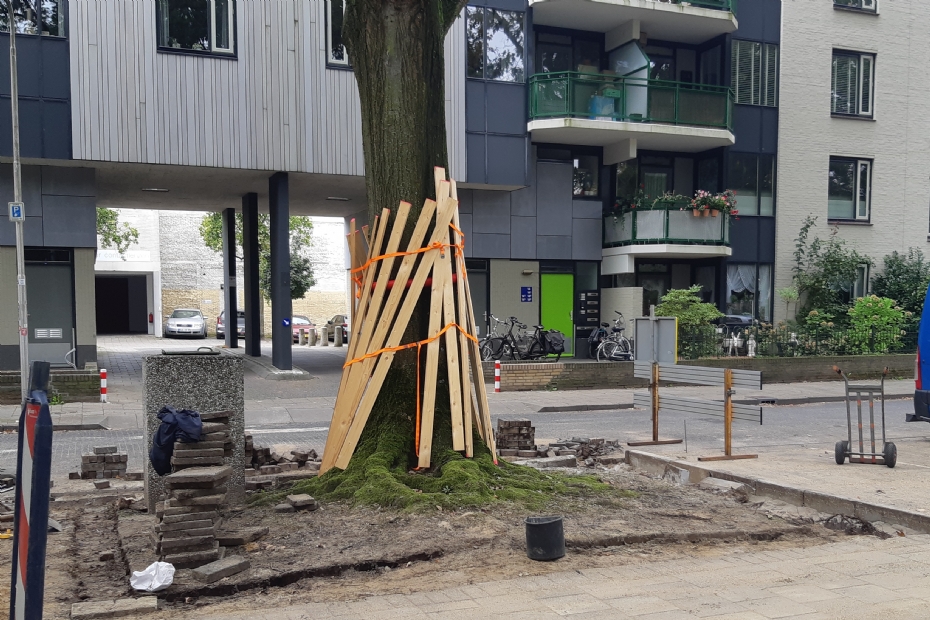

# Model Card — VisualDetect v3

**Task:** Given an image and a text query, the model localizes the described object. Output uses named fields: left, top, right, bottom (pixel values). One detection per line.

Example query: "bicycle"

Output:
left=595, top=311, right=633, bottom=362
left=496, top=318, right=547, bottom=361
left=479, top=314, right=510, bottom=361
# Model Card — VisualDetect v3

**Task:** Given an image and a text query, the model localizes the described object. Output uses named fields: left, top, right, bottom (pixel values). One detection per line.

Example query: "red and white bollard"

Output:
left=494, top=360, right=501, bottom=393
left=100, top=369, right=107, bottom=403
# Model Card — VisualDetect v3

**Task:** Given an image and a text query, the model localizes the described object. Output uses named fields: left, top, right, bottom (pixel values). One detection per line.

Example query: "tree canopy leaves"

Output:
left=96, top=207, right=140, bottom=257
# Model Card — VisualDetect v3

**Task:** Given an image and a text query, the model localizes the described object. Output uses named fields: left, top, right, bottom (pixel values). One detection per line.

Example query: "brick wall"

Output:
left=0, top=371, right=101, bottom=404
left=483, top=354, right=914, bottom=391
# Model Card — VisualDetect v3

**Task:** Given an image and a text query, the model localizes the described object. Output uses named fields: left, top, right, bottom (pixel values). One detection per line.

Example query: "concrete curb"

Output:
left=0, top=423, right=106, bottom=432
left=624, top=449, right=930, bottom=534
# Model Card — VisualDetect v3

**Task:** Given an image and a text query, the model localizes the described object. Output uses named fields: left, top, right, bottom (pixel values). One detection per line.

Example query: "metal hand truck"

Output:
left=833, top=366, right=896, bottom=468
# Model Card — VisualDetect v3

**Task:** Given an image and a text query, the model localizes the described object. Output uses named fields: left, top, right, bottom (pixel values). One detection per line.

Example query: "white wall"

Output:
left=776, top=0, right=930, bottom=321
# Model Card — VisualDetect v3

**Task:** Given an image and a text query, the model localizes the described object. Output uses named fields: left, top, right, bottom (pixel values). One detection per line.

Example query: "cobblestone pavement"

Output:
left=179, top=534, right=930, bottom=619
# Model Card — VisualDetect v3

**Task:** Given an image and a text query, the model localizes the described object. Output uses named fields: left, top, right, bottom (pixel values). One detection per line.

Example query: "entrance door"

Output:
left=541, top=273, right=574, bottom=356
left=26, top=262, right=75, bottom=367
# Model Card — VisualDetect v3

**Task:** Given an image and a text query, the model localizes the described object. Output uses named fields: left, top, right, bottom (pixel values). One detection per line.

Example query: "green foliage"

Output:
left=199, top=213, right=315, bottom=302
left=96, top=208, right=139, bottom=257
left=871, top=249, right=930, bottom=318
left=846, top=295, right=910, bottom=354
left=777, top=286, right=799, bottom=320
left=792, top=216, right=871, bottom=323
left=655, top=285, right=723, bottom=329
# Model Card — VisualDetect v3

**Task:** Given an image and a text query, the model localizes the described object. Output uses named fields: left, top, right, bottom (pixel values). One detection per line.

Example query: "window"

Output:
left=828, top=157, right=871, bottom=220
left=327, top=0, right=348, bottom=67
left=573, top=155, right=599, bottom=198
left=0, top=1, right=65, bottom=37
left=834, top=0, right=877, bottom=12
left=731, top=40, right=778, bottom=106
left=726, top=263, right=773, bottom=321
left=466, top=6, right=524, bottom=82
left=157, top=0, right=234, bottom=55
left=727, top=153, right=775, bottom=216
left=832, top=51, right=874, bottom=116
left=853, top=264, right=869, bottom=299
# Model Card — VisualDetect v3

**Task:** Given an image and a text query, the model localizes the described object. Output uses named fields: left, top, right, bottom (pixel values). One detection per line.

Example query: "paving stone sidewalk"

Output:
left=177, top=534, right=930, bottom=619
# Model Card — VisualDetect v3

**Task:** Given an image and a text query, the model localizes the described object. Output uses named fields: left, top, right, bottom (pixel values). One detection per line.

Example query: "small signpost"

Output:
left=520, top=286, right=532, bottom=302
left=629, top=309, right=683, bottom=446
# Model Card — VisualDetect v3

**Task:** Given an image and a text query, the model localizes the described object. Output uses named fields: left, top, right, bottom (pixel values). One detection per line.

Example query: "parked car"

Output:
left=327, top=314, right=349, bottom=342
left=291, top=315, right=315, bottom=342
left=165, top=308, right=206, bottom=338
left=216, top=310, right=246, bottom=340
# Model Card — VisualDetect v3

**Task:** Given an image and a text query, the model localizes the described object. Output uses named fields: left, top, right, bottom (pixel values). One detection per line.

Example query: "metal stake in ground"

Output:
left=9, top=361, right=54, bottom=620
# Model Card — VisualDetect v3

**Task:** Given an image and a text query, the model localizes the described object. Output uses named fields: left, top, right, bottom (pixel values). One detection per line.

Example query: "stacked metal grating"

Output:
left=153, top=465, right=231, bottom=568
left=80, top=446, right=128, bottom=479
left=171, top=411, right=233, bottom=470
left=496, top=419, right=537, bottom=457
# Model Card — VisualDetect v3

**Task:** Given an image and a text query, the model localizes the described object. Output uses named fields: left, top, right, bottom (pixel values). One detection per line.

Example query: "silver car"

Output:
left=165, top=309, right=207, bottom=338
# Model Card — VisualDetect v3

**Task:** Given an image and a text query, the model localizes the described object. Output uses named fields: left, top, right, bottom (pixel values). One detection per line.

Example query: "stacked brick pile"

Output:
left=495, top=419, right=536, bottom=458
left=244, top=445, right=323, bottom=491
left=80, top=446, right=127, bottom=479
left=171, top=411, right=233, bottom=471
left=154, top=465, right=230, bottom=568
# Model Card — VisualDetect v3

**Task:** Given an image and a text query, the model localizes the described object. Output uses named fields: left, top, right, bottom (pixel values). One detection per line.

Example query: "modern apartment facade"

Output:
left=0, top=0, right=927, bottom=371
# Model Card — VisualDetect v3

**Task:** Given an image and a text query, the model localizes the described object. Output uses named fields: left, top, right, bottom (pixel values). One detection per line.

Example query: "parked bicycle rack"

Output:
left=833, top=365, right=896, bottom=468
left=632, top=362, right=763, bottom=460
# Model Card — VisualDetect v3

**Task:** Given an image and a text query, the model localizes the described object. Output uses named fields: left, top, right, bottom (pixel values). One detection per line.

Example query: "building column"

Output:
left=222, top=207, right=238, bottom=349
left=241, top=193, right=261, bottom=357
left=269, top=173, right=292, bottom=370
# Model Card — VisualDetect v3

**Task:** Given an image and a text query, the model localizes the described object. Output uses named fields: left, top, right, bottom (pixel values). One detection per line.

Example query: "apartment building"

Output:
left=0, top=0, right=926, bottom=372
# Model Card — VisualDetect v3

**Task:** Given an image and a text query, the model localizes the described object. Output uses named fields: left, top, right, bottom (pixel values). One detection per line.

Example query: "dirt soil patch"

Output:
left=0, top=463, right=849, bottom=619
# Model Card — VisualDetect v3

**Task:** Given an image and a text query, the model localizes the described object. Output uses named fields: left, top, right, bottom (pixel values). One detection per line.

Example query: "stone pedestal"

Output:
left=142, top=353, right=245, bottom=513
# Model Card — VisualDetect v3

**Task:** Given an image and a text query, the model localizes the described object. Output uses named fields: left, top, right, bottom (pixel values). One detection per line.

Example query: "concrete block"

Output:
left=171, top=455, right=225, bottom=467
left=278, top=462, right=298, bottom=471
left=216, top=527, right=268, bottom=546
left=662, top=464, right=690, bottom=486
left=200, top=431, right=228, bottom=442
left=161, top=504, right=220, bottom=517
left=171, top=448, right=224, bottom=459
left=699, top=477, right=749, bottom=494
left=201, top=422, right=231, bottom=434
left=171, top=486, right=228, bottom=500
left=157, top=519, right=215, bottom=533
left=161, top=543, right=222, bottom=568
left=94, top=446, right=118, bottom=455
left=157, top=535, right=215, bottom=552
left=244, top=479, right=274, bottom=491
left=200, top=410, right=233, bottom=421
left=175, top=440, right=226, bottom=450
left=286, top=494, right=318, bottom=509
left=274, top=503, right=295, bottom=513
left=164, top=466, right=232, bottom=487
left=71, top=597, right=161, bottom=619
left=260, top=465, right=282, bottom=475
left=191, top=555, right=250, bottom=583
left=161, top=510, right=219, bottom=524
left=159, top=526, right=216, bottom=540
left=167, top=493, right=227, bottom=507
left=94, top=480, right=110, bottom=490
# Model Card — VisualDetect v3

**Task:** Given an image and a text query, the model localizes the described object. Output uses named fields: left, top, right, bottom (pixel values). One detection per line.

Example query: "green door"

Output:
left=541, top=273, right=574, bottom=357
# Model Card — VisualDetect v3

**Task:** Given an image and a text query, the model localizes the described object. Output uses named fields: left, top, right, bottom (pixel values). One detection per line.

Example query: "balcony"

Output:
left=601, top=201, right=731, bottom=274
left=529, top=0, right=737, bottom=45
left=528, top=72, right=735, bottom=152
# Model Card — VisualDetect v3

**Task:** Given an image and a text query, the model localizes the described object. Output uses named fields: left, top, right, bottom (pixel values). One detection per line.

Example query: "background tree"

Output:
left=872, top=249, right=930, bottom=319
left=792, top=216, right=871, bottom=324
left=198, top=212, right=315, bottom=302
left=96, top=207, right=139, bottom=257
left=656, top=286, right=723, bottom=360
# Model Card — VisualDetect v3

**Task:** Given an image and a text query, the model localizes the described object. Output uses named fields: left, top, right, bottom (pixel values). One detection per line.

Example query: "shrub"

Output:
left=657, top=286, right=723, bottom=360
left=846, top=295, right=909, bottom=354
left=871, top=249, right=930, bottom=319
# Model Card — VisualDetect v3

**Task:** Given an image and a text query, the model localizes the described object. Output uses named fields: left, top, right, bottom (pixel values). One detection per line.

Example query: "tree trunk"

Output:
left=345, top=0, right=464, bottom=227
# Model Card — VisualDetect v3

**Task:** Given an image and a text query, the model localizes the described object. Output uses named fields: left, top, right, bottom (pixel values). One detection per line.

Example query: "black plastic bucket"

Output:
left=525, top=516, right=565, bottom=561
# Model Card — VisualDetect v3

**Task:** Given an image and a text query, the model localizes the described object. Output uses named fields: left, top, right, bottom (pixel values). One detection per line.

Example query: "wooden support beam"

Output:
left=438, top=225, right=465, bottom=452
left=417, top=247, right=445, bottom=469
left=329, top=198, right=458, bottom=472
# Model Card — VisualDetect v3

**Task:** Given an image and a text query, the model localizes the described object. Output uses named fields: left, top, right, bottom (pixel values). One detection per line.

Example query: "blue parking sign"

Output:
left=520, top=286, right=532, bottom=302
left=9, top=202, right=24, bottom=222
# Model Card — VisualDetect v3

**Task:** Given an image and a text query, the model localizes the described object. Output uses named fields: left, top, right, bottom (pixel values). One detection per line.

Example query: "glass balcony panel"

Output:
left=604, top=212, right=633, bottom=245
left=668, top=209, right=724, bottom=242
left=635, top=210, right=666, bottom=240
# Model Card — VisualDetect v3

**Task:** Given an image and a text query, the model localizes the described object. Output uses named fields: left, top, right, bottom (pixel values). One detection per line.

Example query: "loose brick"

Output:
left=94, top=480, right=110, bottom=490
left=171, top=448, right=224, bottom=459
left=171, top=455, right=225, bottom=467
left=164, top=466, right=232, bottom=486
left=167, top=493, right=226, bottom=507
left=161, top=510, right=219, bottom=524
left=93, top=446, right=118, bottom=455
left=159, top=526, right=216, bottom=540
left=201, top=422, right=231, bottom=434
left=192, top=555, right=250, bottom=583
left=274, top=503, right=295, bottom=514
left=161, top=544, right=221, bottom=569
left=171, top=486, right=228, bottom=500
left=71, top=597, right=161, bottom=620
left=157, top=519, right=215, bottom=533
left=175, top=440, right=226, bottom=451
left=157, top=535, right=215, bottom=552
left=199, top=410, right=233, bottom=421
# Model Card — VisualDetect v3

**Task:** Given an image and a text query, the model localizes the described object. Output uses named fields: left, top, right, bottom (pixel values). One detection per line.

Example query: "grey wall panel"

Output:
left=466, top=81, right=486, bottom=132
left=729, top=217, right=759, bottom=262
left=42, top=166, right=95, bottom=197
left=758, top=217, right=776, bottom=263
left=42, top=101, right=72, bottom=160
left=761, top=106, right=778, bottom=153
left=7, top=37, right=41, bottom=98
left=42, top=196, right=97, bottom=248
left=572, top=218, right=603, bottom=260
left=17, top=99, right=44, bottom=159
left=444, top=14, right=467, bottom=181
left=732, top=105, right=762, bottom=152
left=572, top=199, right=601, bottom=219
left=466, top=133, right=486, bottom=184
left=535, top=161, right=572, bottom=235
left=511, top=185, right=535, bottom=216
left=0, top=164, right=44, bottom=214
left=486, top=135, right=526, bottom=186
left=471, top=233, right=511, bottom=258
left=0, top=247, right=16, bottom=347
left=472, top=190, right=511, bottom=233
left=537, top=235, right=572, bottom=260
left=0, top=216, right=42, bottom=246
left=490, top=259, right=539, bottom=330
left=458, top=188, right=473, bottom=214
left=459, top=213, right=473, bottom=257
left=74, top=248, right=97, bottom=350
left=486, top=83, right=526, bottom=135
left=42, top=42, right=71, bottom=99
left=511, top=216, right=536, bottom=259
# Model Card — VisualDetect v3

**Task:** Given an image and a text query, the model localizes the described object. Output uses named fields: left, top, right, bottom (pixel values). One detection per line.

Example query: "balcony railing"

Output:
left=603, top=201, right=730, bottom=247
left=683, top=0, right=738, bottom=14
left=529, top=72, right=734, bottom=131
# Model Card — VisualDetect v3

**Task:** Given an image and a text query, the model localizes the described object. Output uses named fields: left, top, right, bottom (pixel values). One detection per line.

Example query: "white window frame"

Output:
left=855, top=159, right=871, bottom=220
left=853, top=264, right=869, bottom=299
left=327, top=0, right=349, bottom=67
left=209, top=0, right=234, bottom=54
left=832, top=51, right=875, bottom=117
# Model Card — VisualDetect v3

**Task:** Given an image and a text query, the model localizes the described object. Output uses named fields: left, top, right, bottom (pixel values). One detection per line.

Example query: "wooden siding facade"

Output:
left=69, top=0, right=466, bottom=179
